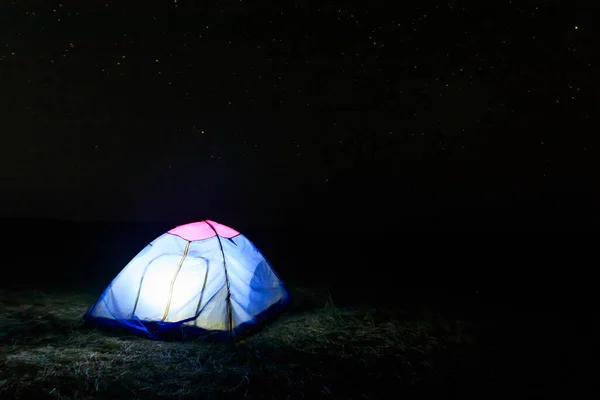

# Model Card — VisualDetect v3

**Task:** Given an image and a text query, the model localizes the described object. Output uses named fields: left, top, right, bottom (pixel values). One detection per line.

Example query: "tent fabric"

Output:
left=84, top=220, right=289, bottom=340
left=168, top=220, right=240, bottom=241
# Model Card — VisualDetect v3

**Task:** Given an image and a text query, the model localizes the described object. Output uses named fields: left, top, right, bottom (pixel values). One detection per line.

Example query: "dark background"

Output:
left=1, top=1, right=597, bottom=310
left=1, top=2, right=597, bottom=391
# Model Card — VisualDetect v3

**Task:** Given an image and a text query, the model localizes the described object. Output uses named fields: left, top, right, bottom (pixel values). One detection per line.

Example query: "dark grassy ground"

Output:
left=0, top=284, right=482, bottom=400
left=1, top=219, right=596, bottom=399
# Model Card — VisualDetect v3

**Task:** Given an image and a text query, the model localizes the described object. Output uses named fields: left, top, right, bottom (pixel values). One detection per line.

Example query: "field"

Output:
left=1, top=220, right=592, bottom=399
left=0, top=285, right=479, bottom=399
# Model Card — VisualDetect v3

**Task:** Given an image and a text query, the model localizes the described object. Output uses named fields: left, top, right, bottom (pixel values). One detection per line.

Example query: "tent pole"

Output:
left=205, top=221, right=234, bottom=339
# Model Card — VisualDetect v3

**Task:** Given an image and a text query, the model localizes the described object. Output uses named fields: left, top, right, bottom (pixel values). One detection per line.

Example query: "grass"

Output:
left=0, top=286, right=479, bottom=399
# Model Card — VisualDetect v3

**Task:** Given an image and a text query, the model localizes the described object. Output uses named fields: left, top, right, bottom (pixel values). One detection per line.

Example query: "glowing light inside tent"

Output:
left=133, top=255, right=183, bottom=320
left=84, top=220, right=289, bottom=340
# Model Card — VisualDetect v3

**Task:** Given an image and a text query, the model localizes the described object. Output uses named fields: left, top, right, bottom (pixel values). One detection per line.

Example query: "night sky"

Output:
left=1, top=1, right=598, bottom=229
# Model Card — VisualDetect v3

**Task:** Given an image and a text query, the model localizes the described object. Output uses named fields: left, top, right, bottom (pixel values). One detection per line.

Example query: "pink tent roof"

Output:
left=167, top=220, right=240, bottom=241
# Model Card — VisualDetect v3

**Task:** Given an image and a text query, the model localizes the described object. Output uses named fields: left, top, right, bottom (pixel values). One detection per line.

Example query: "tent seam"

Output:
left=205, top=220, right=234, bottom=338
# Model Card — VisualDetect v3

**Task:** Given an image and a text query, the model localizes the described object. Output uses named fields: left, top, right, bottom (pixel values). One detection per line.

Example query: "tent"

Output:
left=84, top=220, right=290, bottom=340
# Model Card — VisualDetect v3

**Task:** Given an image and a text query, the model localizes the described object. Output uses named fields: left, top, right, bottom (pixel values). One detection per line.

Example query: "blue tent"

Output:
left=84, top=220, right=290, bottom=340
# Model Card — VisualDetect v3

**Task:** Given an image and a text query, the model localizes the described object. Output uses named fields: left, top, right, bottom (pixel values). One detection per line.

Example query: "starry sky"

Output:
left=1, top=1, right=598, bottom=228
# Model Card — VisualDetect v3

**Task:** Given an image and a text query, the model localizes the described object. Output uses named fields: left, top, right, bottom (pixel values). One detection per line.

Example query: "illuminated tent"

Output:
left=84, top=220, right=290, bottom=340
